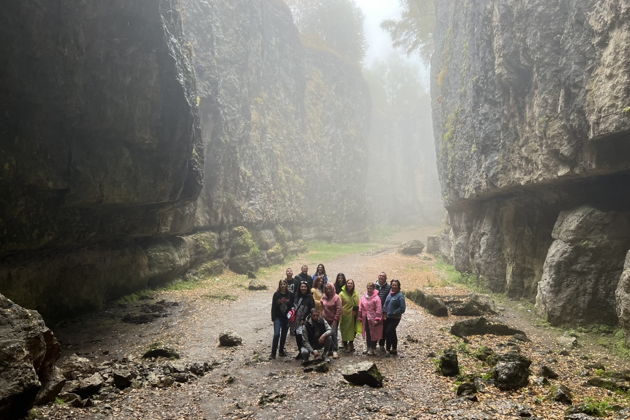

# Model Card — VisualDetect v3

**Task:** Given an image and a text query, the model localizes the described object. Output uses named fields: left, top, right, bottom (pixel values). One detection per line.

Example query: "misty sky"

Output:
left=355, top=0, right=430, bottom=87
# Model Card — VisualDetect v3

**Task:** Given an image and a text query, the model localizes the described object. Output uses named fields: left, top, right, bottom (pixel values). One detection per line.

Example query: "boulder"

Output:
left=539, top=365, right=559, bottom=379
left=112, top=369, right=134, bottom=390
left=450, top=317, right=526, bottom=339
left=456, top=382, right=477, bottom=396
left=426, top=236, right=441, bottom=255
left=219, top=331, right=243, bottom=347
left=0, top=293, right=61, bottom=419
left=248, top=279, right=267, bottom=291
left=34, top=366, right=65, bottom=405
left=439, top=349, right=459, bottom=377
left=536, top=207, right=630, bottom=325
left=550, top=384, right=572, bottom=405
left=341, top=362, right=383, bottom=387
left=406, top=290, right=448, bottom=317
left=449, top=294, right=497, bottom=316
left=492, top=352, right=531, bottom=391
left=399, top=240, right=425, bottom=255
left=142, top=346, right=180, bottom=360
left=72, top=373, right=104, bottom=399
left=59, top=354, right=97, bottom=380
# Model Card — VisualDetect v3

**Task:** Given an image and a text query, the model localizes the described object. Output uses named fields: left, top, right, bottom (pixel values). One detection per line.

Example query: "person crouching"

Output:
left=300, top=308, right=333, bottom=363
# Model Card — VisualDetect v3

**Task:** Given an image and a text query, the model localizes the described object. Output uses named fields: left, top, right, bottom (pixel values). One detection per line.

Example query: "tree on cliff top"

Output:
left=381, top=0, right=435, bottom=62
left=286, top=0, right=366, bottom=63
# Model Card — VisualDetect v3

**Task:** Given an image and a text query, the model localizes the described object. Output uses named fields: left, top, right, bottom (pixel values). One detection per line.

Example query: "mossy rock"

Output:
left=190, top=231, right=219, bottom=259
left=195, top=259, right=225, bottom=277
left=265, top=245, right=285, bottom=265
left=229, top=226, right=259, bottom=255
left=228, top=250, right=261, bottom=274
left=254, top=229, right=277, bottom=251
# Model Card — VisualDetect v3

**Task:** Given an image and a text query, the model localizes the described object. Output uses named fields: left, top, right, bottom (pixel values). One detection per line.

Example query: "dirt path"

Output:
left=37, top=226, right=629, bottom=419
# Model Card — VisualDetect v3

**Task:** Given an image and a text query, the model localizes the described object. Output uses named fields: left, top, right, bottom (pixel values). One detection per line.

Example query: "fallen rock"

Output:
left=456, top=382, right=477, bottom=396
left=439, top=349, right=459, bottom=377
left=59, top=354, right=97, bottom=380
left=565, top=408, right=602, bottom=419
left=112, top=369, right=134, bottom=390
left=451, top=317, right=526, bottom=339
left=399, top=240, right=425, bottom=255
left=585, top=376, right=629, bottom=392
left=449, top=294, right=497, bottom=316
left=550, top=384, right=572, bottom=405
left=492, top=352, right=531, bottom=391
left=539, top=365, right=559, bottom=379
left=341, top=362, right=383, bottom=387
left=0, top=293, right=61, bottom=419
left=258, top=391, right=286, bottom=406
left=558, top=334, right=579, bottom=349
left=73, top=372, right=104, bottom=398
left=219, top=331, right=243, bottom=347
left=34, top=366, right=65, bottom=405
left=248, top=279, right=267, bottom=291
left=304, top=360, right=331, bottom=373
left=142, top=346, right=180, bottom=360
left=406, top=290, right=448, bottom=317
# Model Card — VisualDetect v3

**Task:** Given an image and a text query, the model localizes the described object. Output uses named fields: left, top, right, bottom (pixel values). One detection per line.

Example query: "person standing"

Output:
left=284, top=268, right=295, bottom=294
left=293, top=264, right=312, bottom=291
left=312, top=263, right=328, bottom=287
left=358, top=282, right=383, bottom=356
left=334, top=272, right=347, bottom=294
left=339, top=278, right=359, bottom=353
left=375, top=272, right=391, bottom=353
left=383, top=279, right=406, bottom=356
left=270, top=280, right=293, bottom=359
left=321, top=283, right=342, bottom=359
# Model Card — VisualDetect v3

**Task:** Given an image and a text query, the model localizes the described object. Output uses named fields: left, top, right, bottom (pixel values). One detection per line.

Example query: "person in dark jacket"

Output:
left=291, top=281, right=314, bottom=357
left=284, top=267, right=295, bottom=294
left=293, top=264, right=312, bottom=291
left=374, top=272, right=391, bottom=353
left=270, top=279, right=293, bottom=359
left=334, top=272, right=347, bottom=294
left=383, top=279, right=406, bottom=356
left=300, top=308, right=333, bottom=362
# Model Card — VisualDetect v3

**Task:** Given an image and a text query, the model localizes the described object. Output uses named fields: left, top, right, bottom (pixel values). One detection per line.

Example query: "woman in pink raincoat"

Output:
left=358, top=282, right=383, bottom=355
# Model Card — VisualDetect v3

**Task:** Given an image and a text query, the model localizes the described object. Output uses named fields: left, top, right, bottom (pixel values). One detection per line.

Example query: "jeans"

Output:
left=326, top=320, right=339, bottom=352
left=384, top=317, right=401, bottom=351
left=272, top=317, right=289, bottom=356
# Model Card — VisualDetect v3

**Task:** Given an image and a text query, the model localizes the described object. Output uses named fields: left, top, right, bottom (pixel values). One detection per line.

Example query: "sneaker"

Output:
left=389, top=349, right=398, bottom=356
left=279, top=349, right=287, bottom=357
left=362, top=349, right=369, bottom=355
left=332, top=351, right=339, bottom=359
left=367, top=349, right=375, bottom=356
left=269, top=354, right=276, bottom=360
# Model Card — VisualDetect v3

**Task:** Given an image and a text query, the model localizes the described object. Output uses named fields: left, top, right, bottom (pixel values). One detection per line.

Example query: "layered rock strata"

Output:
left=0, top=0, right=370, bottom=319
left=430, top=0, right=630, bottom=333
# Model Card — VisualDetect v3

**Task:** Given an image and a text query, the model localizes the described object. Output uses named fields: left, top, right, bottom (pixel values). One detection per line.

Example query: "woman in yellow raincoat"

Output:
left=339, top=278, right=360, bottom=353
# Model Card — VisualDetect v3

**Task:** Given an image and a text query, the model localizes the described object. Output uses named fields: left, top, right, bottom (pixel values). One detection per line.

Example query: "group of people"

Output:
left=270, top=264, right=406, bottom=363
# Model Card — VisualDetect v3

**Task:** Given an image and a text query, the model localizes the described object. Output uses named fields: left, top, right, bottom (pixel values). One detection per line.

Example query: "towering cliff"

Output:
left=431, top=0, right=630, bottom=338
left=0, top=0, right=371, bottom=320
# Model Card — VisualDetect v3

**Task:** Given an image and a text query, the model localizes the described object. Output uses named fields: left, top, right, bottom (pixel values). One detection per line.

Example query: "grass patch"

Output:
left=304, top=241, right=381, bottom=263
left=435, top=259, right=488, bottom=292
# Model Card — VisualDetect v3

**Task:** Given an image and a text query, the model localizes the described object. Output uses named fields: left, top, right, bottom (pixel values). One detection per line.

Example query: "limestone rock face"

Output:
left=0, top=293, right=61, bottom=419
left=431, top=0, right=630, bottom=334
left=181, top=0, right=370, bottom=239
left=536, top=207, right=630, bottom=325
left=615, top=251, right=630, bottom=344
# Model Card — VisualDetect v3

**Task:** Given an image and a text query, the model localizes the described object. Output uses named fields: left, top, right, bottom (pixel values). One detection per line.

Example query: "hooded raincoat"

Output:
left=339, top=285, right=360, bottom=341
left=358, top=289, right=383, bottom=341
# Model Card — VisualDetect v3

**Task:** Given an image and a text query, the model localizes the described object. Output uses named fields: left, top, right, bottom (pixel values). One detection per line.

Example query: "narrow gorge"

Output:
left=0, top=0, right=370, bottom=321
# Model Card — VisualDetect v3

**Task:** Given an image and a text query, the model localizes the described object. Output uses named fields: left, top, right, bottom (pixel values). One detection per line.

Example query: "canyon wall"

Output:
left=0, top=0, right=371, bottom=320
left=430, top=0, right=630, bottom=339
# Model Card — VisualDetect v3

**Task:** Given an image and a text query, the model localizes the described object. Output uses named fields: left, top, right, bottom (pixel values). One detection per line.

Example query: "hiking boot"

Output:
left=269, top=353, right=276, bottom=360
left=389, top=349, right=398, bottom=356
left=279, top=349, right=287, bottom=357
